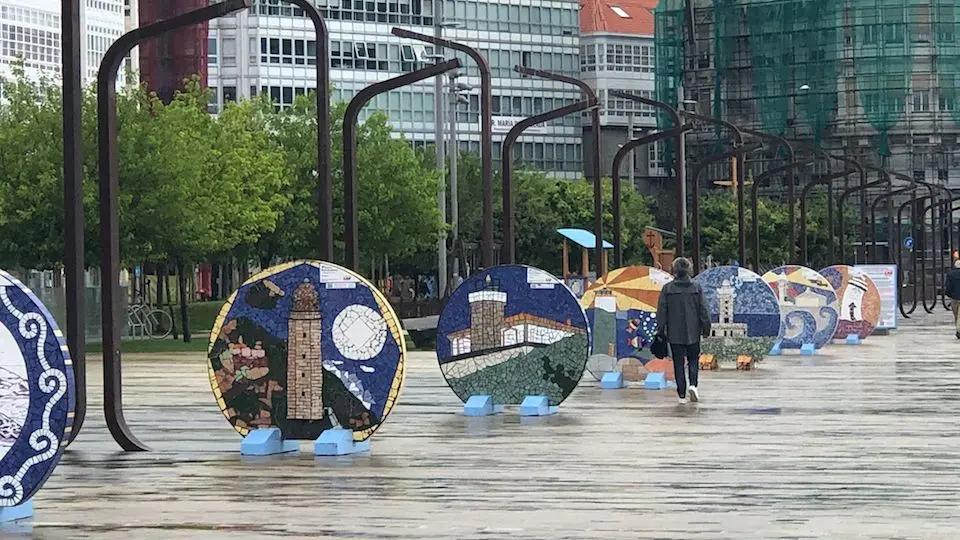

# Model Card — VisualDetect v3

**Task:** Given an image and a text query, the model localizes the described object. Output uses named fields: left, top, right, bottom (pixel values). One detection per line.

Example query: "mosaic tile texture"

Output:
left=436, top=265, right=590, bottom=406
left=0, top=269, right=74, bottom=508
left=762, top=265, right=840, bottom=349
left=207, top=261, right=406, bottom=442
left=819, top=265, right=882, bottom=340
left=581, top=265, right=674, bottom=381
left=695, top=266, right=780, bottom=366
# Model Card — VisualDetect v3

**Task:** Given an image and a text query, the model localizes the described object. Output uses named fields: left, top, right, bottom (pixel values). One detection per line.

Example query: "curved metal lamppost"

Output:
left=741, top=129, right=796, bottom=265
left=609, top=90, right=687, bottom=260
left=515, top=66, right=604, bottom=276
left=898, top=195, right=923, bottom=317
left=871, top=184, right=917, bottom=267
left=392, top=27, right=494, bottom=268
left=501, top=98, right=598, bottom=264
left=798, top=167, right=857, bottom=266
left=343, top=59, right=462, bottom=271
left=96, top=0, right=253, bottom=452
left=838, top=178, right=886, bottom=264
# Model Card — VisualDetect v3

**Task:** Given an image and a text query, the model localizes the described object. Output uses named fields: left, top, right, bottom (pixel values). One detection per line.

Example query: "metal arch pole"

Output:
left=741, top=129, right=795, bottom=264
left=798, top=168, right=856, bottom=266
left=689, top=142, right=763, bottom=271
left=515, top=66, right=604, bottom=277
left=610, top=124, right=693, bottom=268
left=62, top=0, right=86, bottom=445
left=751, top=160, right=811, bottom=269
left=97, top=0, right=253, bottom=452
left=838, top=179, right=885, bottom=265
left=918, top=197, right=937, bottom=314
left=392, top=28, right=494, bottom=268
left=343, top=59, right=462, bottom=271
left=683, top=112, right=747, bottom=264
left=502, top=100, right=596, bottom=264
left=916, top=181, right=952, bottom=310
left=862, top=166, right=893, bottom=264
left=871, top=185, right=917, bottom=266
left=284, top=0, right=332, bottom=260
left=609, top=90, right=685, bottom=257
left=897, top=196, right=919, bottom=317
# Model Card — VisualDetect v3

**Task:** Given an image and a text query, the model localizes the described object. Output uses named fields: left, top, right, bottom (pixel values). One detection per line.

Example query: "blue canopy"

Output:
left=556, top=228, right=614, bottom=249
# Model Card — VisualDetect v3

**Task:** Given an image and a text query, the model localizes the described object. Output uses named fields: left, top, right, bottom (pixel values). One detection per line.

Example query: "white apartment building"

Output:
left=208, top=0, right=584, bottom=176
left=0, top=0, right=125, bottom=85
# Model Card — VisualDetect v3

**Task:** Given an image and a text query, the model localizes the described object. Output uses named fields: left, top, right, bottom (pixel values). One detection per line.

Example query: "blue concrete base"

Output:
left=314, top=428, right=371, bottom=456
left=845, top=333, right=861, bottom=345
left=464, top=395, right=504, bottom=416
left=240, top=428, right=300, bottom=456
left=800, top=343, right=816, bottom=356
left=600, top=371, right=626, bottom=389
left=519, top=395, right=558, bottom=416
left=768, top=340, right=783, bottom=356
left=643, top=372, right=667, bottom=390
left=0, top=500, right=33, bottom=523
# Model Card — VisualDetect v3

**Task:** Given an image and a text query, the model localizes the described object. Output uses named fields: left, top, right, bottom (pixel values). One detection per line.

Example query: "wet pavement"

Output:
left=9, top=310, right=960, bottom=539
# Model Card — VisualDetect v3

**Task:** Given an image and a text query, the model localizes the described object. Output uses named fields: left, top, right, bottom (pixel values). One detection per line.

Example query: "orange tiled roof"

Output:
left=580, top=0, right=657, bottom=36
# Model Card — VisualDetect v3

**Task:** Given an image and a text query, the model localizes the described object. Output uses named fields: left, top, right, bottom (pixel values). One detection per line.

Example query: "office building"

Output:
left=580, top=0, right=660, bottom=190
left=208, top=0, right=584, bottom=176
left=0, top=0, right=125, bottom=84
left=139, top=0, right=209, bottom=103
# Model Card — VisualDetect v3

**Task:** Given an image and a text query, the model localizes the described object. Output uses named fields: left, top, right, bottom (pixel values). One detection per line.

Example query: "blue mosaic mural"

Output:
left=208, top=261, right=406, bottom=442
left=436, top=265, right=589, bottom=406
left=0, top=270, right=74, bottom=508
left=762, top=265, right=840, bottom=349
left=695, top=266, right=780, bottom=366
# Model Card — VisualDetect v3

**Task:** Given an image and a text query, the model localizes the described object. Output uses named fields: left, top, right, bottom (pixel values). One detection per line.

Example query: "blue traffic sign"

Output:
left=904, top=236, right=914, bottom=249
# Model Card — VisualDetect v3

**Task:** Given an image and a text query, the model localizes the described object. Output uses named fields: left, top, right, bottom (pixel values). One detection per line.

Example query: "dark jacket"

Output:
left=947, top=268, right=960, bottom=301
left=656, top=275, right=712, bottom=345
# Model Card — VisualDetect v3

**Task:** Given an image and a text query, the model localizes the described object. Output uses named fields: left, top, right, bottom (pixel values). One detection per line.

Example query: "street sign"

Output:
left=903, top=236, right=914, bottom=249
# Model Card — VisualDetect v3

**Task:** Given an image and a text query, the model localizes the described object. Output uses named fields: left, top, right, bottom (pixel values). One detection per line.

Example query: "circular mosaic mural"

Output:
left=0, top=270, right=74, bottom=508
left=580, top=265, right=674, bottom=381
left=207, top=261, right=406, bottom=442
left=436, top=265, right=590, bottom=406
left=695, top=266, right=780, bottom=367
left=761, top=265, right=840, bottom=350
left=819, top=265, right=881, bottom=340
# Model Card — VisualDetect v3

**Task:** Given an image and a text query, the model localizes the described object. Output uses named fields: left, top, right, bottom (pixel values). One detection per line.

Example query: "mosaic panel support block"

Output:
left=314, top=428, right=372, bottom=455
left=600, top=371, right=626, bottom=389
left=643, top=372, right=667, bottom=390
left=240, top=428, right=300, bottom=456
left=800, top=343, right=816, bottom=356
left=845, top=334, right=861, bottom=345
left=464, top=395, right=503, bottom=416
left=519, top=395, right=558, bottom=416
left=769, top=341, right=783, bottom=356
left=0, top=500, right=33, bottom=523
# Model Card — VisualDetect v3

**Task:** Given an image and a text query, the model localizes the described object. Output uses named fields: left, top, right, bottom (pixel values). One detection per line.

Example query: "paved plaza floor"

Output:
left=10, top=310, right=960, bottom=539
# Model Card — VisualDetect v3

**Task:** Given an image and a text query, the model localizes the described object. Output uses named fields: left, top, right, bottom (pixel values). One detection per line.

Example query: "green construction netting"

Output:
left=935, top=0, right=960, bottom=124
left=654, top=0, right=685, bottom=173
left=745, top=1, right=793, bottom=136
left=852, top=0, right=913, bottom=156
left=792, top=0, right=840, bottom=146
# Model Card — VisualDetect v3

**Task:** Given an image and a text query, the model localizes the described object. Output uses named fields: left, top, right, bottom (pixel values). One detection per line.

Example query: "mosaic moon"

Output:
left=0, top=270, right=74, bottom=508
left=436, top=265, right=590, bottom=406
left=819, top=265, right=882, bottom=340
left=581, top=265, right=674, bottom=382
left=695, top=266, right=780, bottom=366
left=762, top=265, right=840, bottom=350
left=207, top=261, right=406, bottom=442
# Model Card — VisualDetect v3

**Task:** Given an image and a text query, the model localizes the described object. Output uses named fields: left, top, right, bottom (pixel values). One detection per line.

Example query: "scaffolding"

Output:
left=654, top=0, right=960, bottom=188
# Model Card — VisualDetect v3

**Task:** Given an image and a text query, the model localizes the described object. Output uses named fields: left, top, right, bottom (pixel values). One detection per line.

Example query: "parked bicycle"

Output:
left=127, top=304, right=174, bottom=339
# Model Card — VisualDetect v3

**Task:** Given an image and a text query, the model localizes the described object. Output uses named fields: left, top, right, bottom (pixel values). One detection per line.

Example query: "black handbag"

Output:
left=650, top=331, right=669, bottom=359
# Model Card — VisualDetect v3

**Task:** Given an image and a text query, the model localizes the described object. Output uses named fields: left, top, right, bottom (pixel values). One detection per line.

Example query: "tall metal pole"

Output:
left=449, top=76, right=460, bottom=278
left=433, top=4, right=447, bottom=295
left=62, top=0, right=86, bottom=445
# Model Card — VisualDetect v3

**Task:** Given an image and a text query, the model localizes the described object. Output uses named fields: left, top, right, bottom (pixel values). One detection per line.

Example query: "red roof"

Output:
left=580, top=0, right=657, bottom=36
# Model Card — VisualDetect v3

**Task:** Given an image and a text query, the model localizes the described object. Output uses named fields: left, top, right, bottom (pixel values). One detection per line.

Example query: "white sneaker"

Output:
left=688, top=386, right=700, bottom=403
left=678, top=397, right=688, bottom=404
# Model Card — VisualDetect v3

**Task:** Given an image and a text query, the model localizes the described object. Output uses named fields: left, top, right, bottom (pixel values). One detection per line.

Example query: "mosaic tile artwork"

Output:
left=207, top=261, right=406, bottom=442
left=695, top=266, right=780, bottom=366
left=819, top=265, right=881, bottom=340
left=0, top=269, right=74, bottom=508
left=762, top=265, right=840, bottom=349
left=436, top=265, right=590, bottom=406
left=580, top=265, right=675, bottom=381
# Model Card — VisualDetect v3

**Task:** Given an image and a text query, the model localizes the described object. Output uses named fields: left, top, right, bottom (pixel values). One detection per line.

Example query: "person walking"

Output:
left=656, top=257, right=712, bottom=404
left=947, top=259, right=960, bottom=339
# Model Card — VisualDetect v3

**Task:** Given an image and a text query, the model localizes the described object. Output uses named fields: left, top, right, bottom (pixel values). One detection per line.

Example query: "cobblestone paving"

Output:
left=12, top=310, right=960, bottom=539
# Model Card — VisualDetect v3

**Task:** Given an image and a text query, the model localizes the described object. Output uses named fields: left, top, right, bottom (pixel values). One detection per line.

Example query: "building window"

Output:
left=649, top=141, right=665, bottom=175
left=222, top=38, right=236, bottom=67
left=207, top=37, right=217, bottom=65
